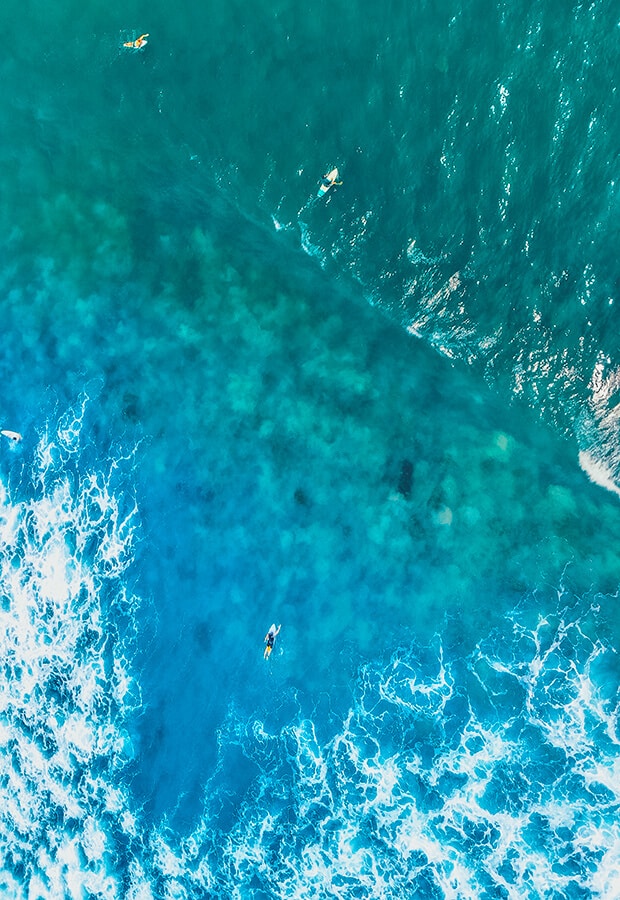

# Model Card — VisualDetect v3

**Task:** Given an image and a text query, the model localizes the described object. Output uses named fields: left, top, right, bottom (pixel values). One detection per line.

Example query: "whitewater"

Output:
left=2, top=0, right=620, bottom=897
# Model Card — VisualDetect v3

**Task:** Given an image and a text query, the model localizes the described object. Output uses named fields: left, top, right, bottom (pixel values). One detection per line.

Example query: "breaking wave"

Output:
left=1, top=403, right=618, bottom=899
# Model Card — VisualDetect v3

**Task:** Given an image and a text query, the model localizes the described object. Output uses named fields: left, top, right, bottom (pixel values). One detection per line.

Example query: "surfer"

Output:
left=317, top=167, right=342, bottom=198
left=123, top=33, right=149, bottom=49
left=1, top=430, right=22, bottom=443
left=264, top=623, right=281, bottom=659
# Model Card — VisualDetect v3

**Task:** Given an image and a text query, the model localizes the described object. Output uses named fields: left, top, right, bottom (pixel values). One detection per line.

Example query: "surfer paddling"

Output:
left=123, top=33, right=149, bottom=49
left=1, top=430, right=22, bottom=443
left=317, top=167, right=342, bottom=198
left=264, top=623, right=281, bottom=659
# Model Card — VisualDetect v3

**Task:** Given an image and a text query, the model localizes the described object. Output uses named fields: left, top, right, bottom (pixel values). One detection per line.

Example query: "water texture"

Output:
left=1, top=0, right=619, bottom=897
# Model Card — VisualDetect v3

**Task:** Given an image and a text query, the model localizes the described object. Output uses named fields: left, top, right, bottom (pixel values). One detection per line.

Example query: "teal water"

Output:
left=1, top=1, right=620, bottom=897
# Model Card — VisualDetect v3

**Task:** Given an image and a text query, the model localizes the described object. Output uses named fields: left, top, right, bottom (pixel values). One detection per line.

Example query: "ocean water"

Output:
left=1, top=0, right=620, bottom=897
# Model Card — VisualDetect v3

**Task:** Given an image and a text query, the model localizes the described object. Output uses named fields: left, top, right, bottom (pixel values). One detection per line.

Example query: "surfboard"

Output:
left=1, top=430, right=22, bottom=442
left=263, top=622, right=280, bottom=659
left=317, top=167, right=340, bottom=198
left=123, top=34, right=149, bottom=49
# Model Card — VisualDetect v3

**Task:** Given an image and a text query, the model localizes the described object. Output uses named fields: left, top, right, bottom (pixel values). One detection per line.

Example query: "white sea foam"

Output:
left=2, top=403, right=619, bottom=898
left=150, top=606, right=620, bottom=899
left=575, top=359, right=620, bottom=496
left=579, top=451, right=620, bottom=498
left=0, top=400, right=141, bottom=896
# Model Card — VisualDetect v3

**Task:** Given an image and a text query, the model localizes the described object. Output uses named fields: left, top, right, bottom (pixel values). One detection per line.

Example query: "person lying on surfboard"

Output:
left=1, top=429, right=22, bottom=442
left=317, top=167, right=342, bottom=197
left=264, top=623, right=281, bottom=659
left=124, top=33, right=149, bottom=49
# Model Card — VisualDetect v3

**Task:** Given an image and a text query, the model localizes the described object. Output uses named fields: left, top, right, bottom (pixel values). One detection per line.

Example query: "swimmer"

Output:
left=123, top=33, right=149, bottom=49
left=1, top=430, right=22, bottom=443
left=263, top=623, right=281, bottom=659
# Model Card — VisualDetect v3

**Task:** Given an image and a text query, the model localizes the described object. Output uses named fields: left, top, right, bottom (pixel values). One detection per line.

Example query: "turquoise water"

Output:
left=1, top=1, right=620, bottom=897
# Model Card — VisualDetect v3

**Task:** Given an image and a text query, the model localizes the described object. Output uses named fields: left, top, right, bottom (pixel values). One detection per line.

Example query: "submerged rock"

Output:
left=397, top=459, right=413, bottom=499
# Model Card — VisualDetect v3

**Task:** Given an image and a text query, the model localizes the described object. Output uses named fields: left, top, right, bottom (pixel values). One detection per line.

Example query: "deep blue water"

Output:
left=1, top=1, right=620, bottom=897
